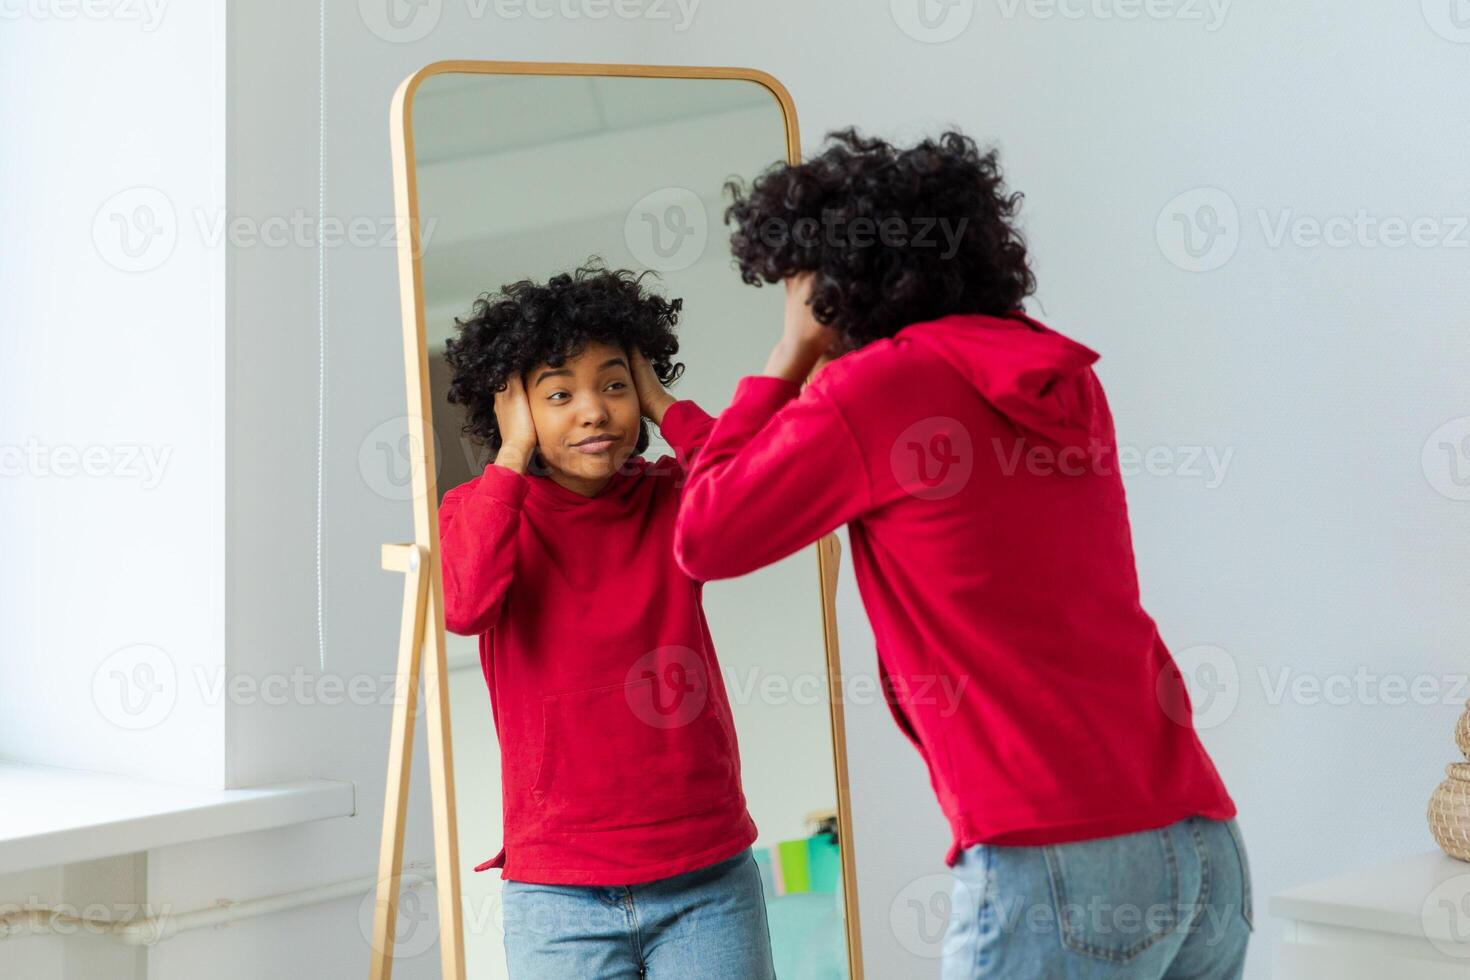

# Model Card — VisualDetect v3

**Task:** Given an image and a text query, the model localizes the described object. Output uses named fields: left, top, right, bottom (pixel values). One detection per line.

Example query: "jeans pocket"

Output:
left=1223, top=818, right=1254, bottom=932
left=1044, top=827, right=1181, bottom=964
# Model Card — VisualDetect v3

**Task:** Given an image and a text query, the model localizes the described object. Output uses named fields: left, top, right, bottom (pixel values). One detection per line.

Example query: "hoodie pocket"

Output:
left=529, top=670, right=738, bottom=830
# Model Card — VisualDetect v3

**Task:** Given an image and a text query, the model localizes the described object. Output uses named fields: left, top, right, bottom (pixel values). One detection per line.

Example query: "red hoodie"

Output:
left=438, top=399, right=758, bottom=885
left=673, top=311, right=1235, bottom=864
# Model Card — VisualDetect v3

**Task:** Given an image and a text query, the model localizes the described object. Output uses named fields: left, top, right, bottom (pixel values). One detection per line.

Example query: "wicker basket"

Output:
left=1430, top=742, right=1470, bottom=862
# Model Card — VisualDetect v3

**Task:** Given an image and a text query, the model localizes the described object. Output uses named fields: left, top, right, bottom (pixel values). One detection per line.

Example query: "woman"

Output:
left=673, top=129, right=1252, bottom=978
left=439, top=263, right=775, bottom=979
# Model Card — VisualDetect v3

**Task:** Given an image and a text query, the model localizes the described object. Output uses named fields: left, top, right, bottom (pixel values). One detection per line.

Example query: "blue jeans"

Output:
left=501, top=847, right=776, bottom=979
left=942, top=816, right=1253, bottom=979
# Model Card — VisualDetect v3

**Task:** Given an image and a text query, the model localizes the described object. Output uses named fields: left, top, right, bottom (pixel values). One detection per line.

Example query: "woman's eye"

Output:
left=548, top=392, right=568, bottom=402
left=607, top=381, right=627, bottom=391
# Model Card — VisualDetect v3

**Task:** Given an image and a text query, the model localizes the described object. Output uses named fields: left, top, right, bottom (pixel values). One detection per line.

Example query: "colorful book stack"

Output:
left=753, top=833, right=849, bottom=979
left=754, top=832, right=841, bottom=897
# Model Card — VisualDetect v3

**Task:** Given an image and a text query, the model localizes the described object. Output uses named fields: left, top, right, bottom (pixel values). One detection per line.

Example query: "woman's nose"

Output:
left=577, top=394, right=609, bottom=424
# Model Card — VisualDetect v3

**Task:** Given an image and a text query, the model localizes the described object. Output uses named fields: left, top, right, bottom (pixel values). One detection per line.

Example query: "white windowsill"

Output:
left=0, top=762, right=356, bottom=876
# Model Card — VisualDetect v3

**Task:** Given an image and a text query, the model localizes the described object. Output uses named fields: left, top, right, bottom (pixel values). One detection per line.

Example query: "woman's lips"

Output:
left=572, top=436, right=616, bottom=454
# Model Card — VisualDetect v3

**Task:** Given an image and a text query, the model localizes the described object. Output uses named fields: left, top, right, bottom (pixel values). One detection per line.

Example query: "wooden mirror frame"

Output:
left=372, top=59, right=863, bottom=980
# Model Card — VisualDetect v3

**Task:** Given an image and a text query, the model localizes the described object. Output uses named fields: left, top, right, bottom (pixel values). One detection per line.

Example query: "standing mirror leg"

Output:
left=370, top=543, right=428, bottom=980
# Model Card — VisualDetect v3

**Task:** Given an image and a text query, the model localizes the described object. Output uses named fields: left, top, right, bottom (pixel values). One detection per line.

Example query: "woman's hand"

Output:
left=630, top=347, right=676, bottom=427
left=493, top=374, right=538, bottom=474
left=764, top=270, right=837, bottom=384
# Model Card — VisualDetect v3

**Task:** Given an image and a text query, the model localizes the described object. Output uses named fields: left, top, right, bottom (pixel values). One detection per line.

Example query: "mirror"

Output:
left=376, top=62, right=862, bottom=980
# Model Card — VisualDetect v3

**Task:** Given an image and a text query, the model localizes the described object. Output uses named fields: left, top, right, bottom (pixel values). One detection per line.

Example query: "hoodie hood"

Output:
left=893, top=311, right=1104, bottom=448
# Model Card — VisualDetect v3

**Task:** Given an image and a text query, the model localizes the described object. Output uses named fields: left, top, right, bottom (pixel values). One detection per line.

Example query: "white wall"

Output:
left=0, top=2, right=227, bottom=783
left=4, top=1, right=1467, bottom=978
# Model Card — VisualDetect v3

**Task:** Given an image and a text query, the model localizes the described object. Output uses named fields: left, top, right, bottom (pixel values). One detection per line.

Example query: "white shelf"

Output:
left=1269, top=849, right=1470, bottom=942
left=0, top=762, right=356, bottom=876
left=1269, top=849, right=1470, bottom=979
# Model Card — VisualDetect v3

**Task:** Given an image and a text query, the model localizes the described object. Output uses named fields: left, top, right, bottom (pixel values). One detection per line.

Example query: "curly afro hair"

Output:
left=443, top=261, right=685, bottom=464
left=724, top=127, right=1037, bottom=353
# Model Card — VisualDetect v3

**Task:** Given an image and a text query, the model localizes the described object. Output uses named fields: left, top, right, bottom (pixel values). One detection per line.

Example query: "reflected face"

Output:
left=525, top=340, right=640, bottom=490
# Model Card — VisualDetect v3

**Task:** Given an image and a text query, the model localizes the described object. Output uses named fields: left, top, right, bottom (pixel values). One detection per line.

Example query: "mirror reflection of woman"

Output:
left=438, top=264, right=776, bottom=980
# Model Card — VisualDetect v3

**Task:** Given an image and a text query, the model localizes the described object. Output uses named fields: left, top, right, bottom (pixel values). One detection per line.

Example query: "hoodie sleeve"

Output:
left=654, top=398, right=716, bottom=483
left=439, top=464, right=528, bottom=635
left=673, top=375, right=874, bottom=582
